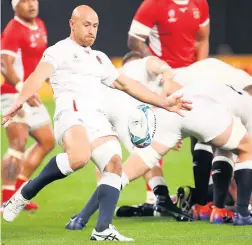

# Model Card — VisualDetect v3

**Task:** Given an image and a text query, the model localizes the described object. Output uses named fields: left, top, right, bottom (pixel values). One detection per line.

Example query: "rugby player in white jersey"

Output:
left=64, top=52, right=192, bottom=231
left=119, top=68, right=252, bottom=226
left=1, top=5, right=191, bottom=241
left=164, top=58, right=252, bottom=223
left=65, top=57, right=252, bottom=228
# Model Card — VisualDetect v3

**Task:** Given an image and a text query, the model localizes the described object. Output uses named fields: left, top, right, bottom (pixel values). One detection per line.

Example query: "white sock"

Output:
left=148, top=176, right=167, bottom=190
left=121, top=172, right=129, bottom=189
left=98, top=172, right=121, bottom=191
left=56, top=153, right=74, bottom=175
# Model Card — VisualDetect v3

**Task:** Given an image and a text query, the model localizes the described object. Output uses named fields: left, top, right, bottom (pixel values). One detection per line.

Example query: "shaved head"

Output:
left=71, top=5, right=98, bottom=20
left=69, top=5, right=99, bottom=47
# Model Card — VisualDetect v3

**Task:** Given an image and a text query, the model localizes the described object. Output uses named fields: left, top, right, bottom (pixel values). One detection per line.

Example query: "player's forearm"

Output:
left=196, top=39, right=209, bottom=61
left=1, top=61, right=22, bottom=87
left=163, top=80, right=183, bottom=96
left=16, top=72, right=44, bottom=105
left=121, top=79, right=166, bottom=108
left=127, top=36, right=152, bottom=57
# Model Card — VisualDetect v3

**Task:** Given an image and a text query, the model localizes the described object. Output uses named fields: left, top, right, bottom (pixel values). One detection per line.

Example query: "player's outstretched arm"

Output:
left=1, top=62, right=54, bottom=125
left=112, top=73, right=191, bottom=116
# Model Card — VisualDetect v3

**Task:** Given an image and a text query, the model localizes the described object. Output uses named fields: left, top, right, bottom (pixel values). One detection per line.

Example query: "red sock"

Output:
left=15, top=178, right=27, bottom=191
left=2, top=186, right=15, bottom=203
left=146, top=183, right=152, bottom=191
left=159, top=158, right=164, bottom=167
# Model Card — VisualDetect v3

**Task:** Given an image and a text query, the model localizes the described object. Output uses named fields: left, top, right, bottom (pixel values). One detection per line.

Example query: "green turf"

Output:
left=1, top=100, right=252, bottom=245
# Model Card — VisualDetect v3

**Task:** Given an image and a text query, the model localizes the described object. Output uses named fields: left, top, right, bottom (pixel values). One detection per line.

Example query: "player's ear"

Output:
left=69, top=19, right=74, bottom=29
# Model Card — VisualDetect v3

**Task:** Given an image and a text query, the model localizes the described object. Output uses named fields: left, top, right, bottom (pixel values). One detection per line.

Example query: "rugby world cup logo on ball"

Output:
left=128, top=104, right=156, bottom=148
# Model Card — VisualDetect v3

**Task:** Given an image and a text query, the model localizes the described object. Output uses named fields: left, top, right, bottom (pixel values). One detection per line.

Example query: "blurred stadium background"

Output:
left=1, top=1, right=252, bottom=244
left=1, top=0, right=252, bottom=100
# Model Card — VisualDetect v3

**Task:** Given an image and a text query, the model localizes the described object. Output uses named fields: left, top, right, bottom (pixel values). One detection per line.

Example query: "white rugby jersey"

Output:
left=41, top=38, right=119, bottom=114
left=121, top=57, right=163, bottom=94
left=174, top=58, right=252, bottom=89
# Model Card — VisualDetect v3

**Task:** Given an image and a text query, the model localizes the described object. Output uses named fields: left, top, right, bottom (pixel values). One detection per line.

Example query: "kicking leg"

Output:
left=3, top=125, right=91, bottom=222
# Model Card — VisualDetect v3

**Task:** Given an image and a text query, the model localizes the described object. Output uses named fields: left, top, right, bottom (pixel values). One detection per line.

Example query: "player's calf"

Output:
left=66, top=139, right=123, bottom=232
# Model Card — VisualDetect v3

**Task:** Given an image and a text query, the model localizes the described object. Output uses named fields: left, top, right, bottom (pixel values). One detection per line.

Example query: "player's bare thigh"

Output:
left=62, top=125, right=92, bottom=170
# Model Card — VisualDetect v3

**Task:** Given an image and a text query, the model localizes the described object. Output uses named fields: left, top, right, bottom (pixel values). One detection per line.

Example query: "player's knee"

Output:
left=92, top=140, right=122, bottom=174
left=104, top=154, right=122, bottom=175
left=68, top=150, right=92, bottom=170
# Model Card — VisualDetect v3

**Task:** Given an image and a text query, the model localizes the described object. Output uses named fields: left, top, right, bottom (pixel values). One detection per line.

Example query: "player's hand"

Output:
left=172, top=139, right=183, bottom=151
left=27, top=94, right=41, bottom=107
left=165, top=93, right=192, bottom=116
left=1, top=103, right=23, bottom=126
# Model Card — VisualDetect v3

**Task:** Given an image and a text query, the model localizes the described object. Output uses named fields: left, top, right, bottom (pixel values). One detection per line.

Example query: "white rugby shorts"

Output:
left=1, top=94, right=51, bottom=131
left=54, top=109, right=117, bottom=145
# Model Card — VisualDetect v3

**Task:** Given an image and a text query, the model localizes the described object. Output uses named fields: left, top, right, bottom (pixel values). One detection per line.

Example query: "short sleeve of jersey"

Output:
left=1, top=21, right=21, bottom=57
left=129, top=0, right=157, bottom=39
left=98, top=52, right=119, bottom=87
left=198, top=0, right=210, bottom=27
left=40, top=45, right=62, bottom=70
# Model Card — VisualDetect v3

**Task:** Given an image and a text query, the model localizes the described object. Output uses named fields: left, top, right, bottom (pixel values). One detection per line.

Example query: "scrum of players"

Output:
left=1, top=0, right=252, bottom=242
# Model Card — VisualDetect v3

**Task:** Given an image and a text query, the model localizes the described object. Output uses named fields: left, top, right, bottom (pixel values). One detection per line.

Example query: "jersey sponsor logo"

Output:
left=192, top=8, right=200, bottom=19
left=168, top=9, right=177, bottom=23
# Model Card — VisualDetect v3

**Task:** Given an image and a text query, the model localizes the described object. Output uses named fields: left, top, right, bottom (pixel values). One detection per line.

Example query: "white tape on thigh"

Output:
left=221, top=117, right=247, bottom=150
left=133, top=145, right=161, bottom=169
left=92, top=140, right=122, bottom=173
left=7, top=148, right=23, bottom=160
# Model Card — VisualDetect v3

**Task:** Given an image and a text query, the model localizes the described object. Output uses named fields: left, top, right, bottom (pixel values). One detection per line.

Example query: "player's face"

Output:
left=16, top=0, right=39, bottom=21
left=72, top=15, right=99, bottom=47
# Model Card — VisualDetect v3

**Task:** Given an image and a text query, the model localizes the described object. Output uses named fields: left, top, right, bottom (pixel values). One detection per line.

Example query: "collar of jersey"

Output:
left=172, top=0, right=189, bottom=5
left=67, top=37, right=92, bottom=53
left=14, top=16, right=38, bottom=30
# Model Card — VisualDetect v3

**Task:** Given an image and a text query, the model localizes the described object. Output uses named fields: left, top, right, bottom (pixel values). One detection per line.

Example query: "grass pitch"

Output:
left=1, top=100, right=252, bottom=245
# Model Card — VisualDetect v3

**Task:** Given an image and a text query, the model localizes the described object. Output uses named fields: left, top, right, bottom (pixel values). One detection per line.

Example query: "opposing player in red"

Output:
left=121, top=0, right=211, bottom=219
left=1, top=0, right=55, bottom=210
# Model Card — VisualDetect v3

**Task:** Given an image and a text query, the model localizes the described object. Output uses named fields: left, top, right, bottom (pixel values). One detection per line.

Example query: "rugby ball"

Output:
left=128, top=104, right=156, bottom=148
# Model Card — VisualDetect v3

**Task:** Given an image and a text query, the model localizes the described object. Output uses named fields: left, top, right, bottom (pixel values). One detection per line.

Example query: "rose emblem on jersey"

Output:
left=168, top=9, right=177, bottom=23
left=192, top=8, right=200, bottom=19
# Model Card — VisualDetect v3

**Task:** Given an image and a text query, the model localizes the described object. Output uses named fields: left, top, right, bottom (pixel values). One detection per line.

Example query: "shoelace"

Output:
left=10, top=197, right=26, bottom=214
